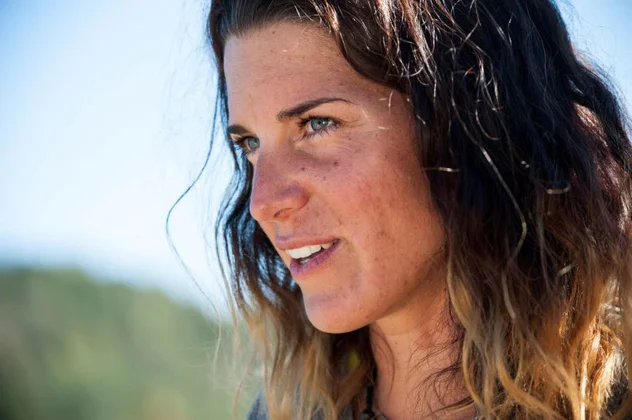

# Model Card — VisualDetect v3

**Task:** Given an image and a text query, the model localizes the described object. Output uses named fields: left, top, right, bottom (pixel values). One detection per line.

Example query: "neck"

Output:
left=368, top=286, right=471, bottom=419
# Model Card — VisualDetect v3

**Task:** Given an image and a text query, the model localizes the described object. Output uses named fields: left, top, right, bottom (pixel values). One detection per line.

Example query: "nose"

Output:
left=249, top=149, right=309, bottom=223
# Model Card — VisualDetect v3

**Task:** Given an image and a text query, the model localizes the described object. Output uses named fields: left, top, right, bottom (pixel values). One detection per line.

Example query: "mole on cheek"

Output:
left=333, top=160, right=339, bottom=167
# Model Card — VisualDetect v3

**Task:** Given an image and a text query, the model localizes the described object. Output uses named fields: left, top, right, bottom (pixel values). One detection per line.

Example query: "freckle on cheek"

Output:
left=333, top=161, right=339, bottom=167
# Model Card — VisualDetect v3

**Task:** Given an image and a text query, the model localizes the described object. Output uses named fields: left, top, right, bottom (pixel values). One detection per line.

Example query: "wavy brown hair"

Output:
left=206, top=0, right=632, bottom=418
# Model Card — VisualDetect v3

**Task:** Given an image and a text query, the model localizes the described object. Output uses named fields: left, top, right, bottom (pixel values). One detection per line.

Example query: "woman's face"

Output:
left=224, top=23, right=446, bottom=333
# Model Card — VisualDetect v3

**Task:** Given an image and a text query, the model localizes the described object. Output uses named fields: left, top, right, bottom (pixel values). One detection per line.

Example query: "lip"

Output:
left=287, top=239, right=341, bottom=278
left=276, top=236, right=339, bottom=252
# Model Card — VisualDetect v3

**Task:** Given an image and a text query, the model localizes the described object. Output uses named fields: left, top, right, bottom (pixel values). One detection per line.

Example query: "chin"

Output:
left=303, top=296, right=368, bottom=334
left=309, top=319, right=360, bottom=334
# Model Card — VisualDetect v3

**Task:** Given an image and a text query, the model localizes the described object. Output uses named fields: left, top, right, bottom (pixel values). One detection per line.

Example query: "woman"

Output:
left=206, top=0, right=632, bottom=418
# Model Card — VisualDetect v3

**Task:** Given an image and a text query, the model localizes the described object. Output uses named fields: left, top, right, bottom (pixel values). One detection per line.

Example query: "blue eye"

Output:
left=236, top=136, right=259, bottom=155
left=308, top=117, right=332, bottom=132
left=245, top=137, right=260, bottom=151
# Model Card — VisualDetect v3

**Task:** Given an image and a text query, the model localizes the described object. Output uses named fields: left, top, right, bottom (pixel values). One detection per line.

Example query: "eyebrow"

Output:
left=226, top=96, right=352, bottom=138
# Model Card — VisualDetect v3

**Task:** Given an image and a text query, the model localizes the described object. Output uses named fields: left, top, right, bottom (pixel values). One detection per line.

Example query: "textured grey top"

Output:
left=246, top=392, right=357, bottom=420
left=246, top=381, right=630, bottom=419
left=246, top=392, right=269, bottom=420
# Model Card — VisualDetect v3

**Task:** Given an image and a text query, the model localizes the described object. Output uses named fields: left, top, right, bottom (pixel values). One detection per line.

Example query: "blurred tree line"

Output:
left=0, top=267, right=255, bottom=420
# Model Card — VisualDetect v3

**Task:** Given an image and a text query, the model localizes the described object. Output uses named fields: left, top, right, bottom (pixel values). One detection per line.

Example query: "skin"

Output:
left=224, top=23, right=468, bottom=419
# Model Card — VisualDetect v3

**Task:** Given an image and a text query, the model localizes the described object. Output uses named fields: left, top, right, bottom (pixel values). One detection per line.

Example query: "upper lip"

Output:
left=275, top=236, right=339, bottom=251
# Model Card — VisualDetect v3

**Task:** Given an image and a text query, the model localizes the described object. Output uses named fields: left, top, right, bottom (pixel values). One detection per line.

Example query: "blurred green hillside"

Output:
left=0, top=267, right=255, bottom=420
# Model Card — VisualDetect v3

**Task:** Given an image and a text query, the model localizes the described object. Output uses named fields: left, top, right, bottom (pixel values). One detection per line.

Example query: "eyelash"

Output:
left=234, top=115, right=339, bottom=156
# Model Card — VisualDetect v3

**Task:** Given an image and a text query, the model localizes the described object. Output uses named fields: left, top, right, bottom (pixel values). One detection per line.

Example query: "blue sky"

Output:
left=0, top=0, right=231, bottom=312
left=0, top=0, right=630, bottom=314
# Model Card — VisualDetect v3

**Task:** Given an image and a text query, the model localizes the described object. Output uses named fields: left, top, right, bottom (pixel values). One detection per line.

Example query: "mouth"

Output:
left=286, top=239, right=340, bottom=278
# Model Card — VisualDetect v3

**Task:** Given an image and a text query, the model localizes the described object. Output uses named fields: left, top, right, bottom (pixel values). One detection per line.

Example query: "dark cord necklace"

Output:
left=361, top=365, right=385, bottom=420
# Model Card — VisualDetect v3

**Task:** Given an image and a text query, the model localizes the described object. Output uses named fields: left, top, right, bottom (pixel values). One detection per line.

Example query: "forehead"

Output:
left=223, top=22, right=380, bottom=119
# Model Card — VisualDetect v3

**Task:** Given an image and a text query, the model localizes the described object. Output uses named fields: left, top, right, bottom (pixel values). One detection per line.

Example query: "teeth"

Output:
left=286, top=241, right=335, bottom=259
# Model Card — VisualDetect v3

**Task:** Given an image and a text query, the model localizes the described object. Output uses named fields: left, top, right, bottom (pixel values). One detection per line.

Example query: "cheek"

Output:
left=316, top=146, right=382, bottom=208
left=329, top=144, right=423, bottom=225
left=333, top=143, right=441, bottom=263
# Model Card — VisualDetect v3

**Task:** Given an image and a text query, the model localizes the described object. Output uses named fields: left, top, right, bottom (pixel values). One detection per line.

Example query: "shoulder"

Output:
left=245, top=391, right=355, bottom=420
left=247, top=391, right=269, bottom=420
left=606, top=375, right=629, bottom=416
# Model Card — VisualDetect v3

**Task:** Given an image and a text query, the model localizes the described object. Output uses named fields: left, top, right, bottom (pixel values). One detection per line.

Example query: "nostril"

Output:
left=249, top=181, right=309, bottom=223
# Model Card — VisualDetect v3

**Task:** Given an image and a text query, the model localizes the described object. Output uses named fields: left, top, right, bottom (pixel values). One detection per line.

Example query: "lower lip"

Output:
left=289, top=240, right=340, bottom=278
